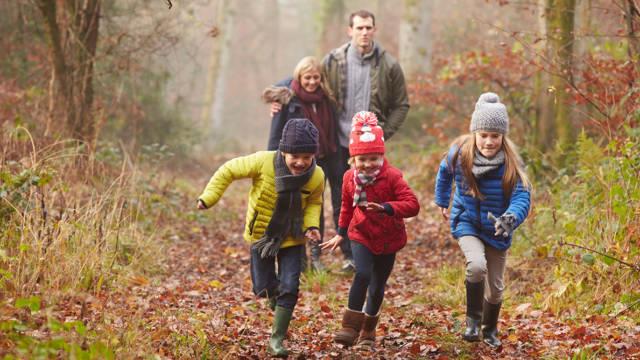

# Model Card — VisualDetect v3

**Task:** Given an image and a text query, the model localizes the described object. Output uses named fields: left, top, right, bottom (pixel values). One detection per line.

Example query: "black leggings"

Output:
left=348, top=241, right=396, bottom=315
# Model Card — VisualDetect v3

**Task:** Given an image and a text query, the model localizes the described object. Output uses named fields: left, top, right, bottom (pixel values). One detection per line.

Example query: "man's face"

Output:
left=283, top=152, right=314, bottom=175
left=348, top=16, right=376, bottom=52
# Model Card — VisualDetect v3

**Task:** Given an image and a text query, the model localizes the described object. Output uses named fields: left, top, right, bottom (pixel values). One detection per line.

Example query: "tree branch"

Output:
left=558, top=240, right=640, bottom=272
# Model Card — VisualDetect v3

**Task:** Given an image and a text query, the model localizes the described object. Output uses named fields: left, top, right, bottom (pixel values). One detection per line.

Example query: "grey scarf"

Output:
left=472, top=149, right=505, bottom=178
left=251, top=151, right=316, bottom=258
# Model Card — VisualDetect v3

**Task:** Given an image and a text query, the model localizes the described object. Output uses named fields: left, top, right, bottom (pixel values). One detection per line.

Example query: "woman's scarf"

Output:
left=291, top=80, right=336, bottom=157
left=252, top=151, right=316, bottom=258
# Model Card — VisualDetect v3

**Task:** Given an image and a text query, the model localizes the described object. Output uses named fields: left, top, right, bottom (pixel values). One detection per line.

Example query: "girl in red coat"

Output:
left=321, top=111, right=420, bottom=349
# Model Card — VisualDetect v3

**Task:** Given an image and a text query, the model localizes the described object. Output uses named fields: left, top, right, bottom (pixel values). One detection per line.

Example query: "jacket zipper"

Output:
left=248, top=210, right=259, bottom=235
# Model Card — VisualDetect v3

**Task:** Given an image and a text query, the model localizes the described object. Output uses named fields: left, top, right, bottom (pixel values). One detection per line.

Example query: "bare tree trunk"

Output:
left=36, top=0, right=101, bottom=144
left=573, top=0, right=591, bottom=137
left=315, top=0, right=344, bottom=57
left=211, top=0, right=235, bottom=133
left=74, top=0, right=100, bottom=143
left=37, top=0, right=74, bottom=134
left=535, top=0, right=555, bottom=152
left=399, top=0, right=432, bottom=78
left=268, top=0, right=280, bottom=76
left=623, top=0, right=640, bottom=78
left=200, top=0, right=227, bottom=131
left=546, top=0, right=577, bottom=154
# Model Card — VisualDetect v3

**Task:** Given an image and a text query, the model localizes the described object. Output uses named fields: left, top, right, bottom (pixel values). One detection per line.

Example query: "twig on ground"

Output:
left=605, top=298, right=640, bottom=324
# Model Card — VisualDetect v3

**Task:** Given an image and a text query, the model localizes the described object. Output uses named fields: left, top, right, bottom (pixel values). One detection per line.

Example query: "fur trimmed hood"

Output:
left=261, top=85, right=294, bottom=105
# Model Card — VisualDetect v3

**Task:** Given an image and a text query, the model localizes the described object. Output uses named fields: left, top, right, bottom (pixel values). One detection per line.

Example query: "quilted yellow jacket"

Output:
left=198, top=151, right=325, bottom=248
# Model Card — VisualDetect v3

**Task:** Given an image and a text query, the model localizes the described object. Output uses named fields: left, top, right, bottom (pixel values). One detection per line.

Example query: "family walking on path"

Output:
left=197, top=9, right=531, bottom=358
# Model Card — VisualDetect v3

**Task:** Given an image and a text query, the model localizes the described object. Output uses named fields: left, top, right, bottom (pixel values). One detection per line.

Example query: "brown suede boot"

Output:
left=357, top=313, right=379, bottom=349
left=334, top=309, right=365, bottom=346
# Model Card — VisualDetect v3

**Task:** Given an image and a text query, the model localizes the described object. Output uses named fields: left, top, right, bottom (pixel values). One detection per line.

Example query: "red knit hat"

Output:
left=349, top=111, right=385, bottom=156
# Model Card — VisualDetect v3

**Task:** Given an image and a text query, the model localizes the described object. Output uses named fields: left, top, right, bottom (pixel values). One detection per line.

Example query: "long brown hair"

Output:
left=448, top=134, right=531, bottom=200
left=292, top=56, right=336, bottom=105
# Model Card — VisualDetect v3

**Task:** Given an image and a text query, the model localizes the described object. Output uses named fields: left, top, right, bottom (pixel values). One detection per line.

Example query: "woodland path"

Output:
left=94, top=184, right=638, bottom=359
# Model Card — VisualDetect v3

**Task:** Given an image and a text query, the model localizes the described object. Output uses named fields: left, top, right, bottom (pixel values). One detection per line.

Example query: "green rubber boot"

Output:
left=268, top=306, right=293, bottom=357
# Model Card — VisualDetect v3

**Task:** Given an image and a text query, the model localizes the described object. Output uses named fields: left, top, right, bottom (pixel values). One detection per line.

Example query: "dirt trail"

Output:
left=100, top=187, right=638, bottom=359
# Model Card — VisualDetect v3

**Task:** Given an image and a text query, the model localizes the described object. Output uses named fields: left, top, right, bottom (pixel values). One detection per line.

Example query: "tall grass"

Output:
left=1, top=128, right=168, bottom=300
left=519, top=130, right=640, bottom=317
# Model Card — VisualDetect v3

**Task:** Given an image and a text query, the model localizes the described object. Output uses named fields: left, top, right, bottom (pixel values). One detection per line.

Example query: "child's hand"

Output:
left=270, top=102, right=282, bottom=117
left=197, top=199, right=207, bottom=210
left=320, top=235, right=343, bottom=252
left=440, top=207, right=449, bottom=220
left=488, top=212, right=516, bottom=237
left=364, top=202, right=385, bottom=213
left=305, top=228, right=321, bottom=244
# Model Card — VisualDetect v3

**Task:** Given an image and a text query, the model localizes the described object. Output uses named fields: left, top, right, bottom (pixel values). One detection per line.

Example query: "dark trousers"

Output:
left=250, top=245, right=304, bottom=310
left=347, top=241, right=396, bottom=315
left=315, top=146, right=352, bottom=260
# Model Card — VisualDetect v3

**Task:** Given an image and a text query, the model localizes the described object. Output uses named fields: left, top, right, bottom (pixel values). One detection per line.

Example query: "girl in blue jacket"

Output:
left=434, top=92, right=531, bottom=348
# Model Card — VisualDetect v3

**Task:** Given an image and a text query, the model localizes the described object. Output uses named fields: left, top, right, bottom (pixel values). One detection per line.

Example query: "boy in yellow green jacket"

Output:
left=197, top=118, right=324, bottom=357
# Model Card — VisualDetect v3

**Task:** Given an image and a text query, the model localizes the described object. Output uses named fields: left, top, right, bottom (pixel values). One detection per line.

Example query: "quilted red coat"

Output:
left=338, top=160, right=420, bottom=254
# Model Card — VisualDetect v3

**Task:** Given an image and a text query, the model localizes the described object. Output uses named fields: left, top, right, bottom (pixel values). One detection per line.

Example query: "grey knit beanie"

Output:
left=470, top=92, right=509, bottom=134
left=279, top=118, right=319, bottom=154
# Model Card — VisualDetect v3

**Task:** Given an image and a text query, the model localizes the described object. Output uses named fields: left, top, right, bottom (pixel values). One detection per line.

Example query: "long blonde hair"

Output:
left=448, top=134, right=531, bottom=200
left=292, top=56, right=336, bottom=105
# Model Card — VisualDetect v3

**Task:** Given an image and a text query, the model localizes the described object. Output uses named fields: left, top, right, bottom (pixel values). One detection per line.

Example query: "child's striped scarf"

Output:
left=352, top=169, right=380, bottom=207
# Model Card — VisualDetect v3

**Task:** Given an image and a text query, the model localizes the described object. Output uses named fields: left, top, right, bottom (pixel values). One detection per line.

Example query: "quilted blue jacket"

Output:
left=434, top=146, right=531, bottom=250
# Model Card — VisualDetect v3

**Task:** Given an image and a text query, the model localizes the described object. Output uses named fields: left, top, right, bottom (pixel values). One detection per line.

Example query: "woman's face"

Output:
left=475, top=131, right=503, bottom=158
left=300, top=69, right=321, bottom=93
left=354, top=153, right=384, bottom=175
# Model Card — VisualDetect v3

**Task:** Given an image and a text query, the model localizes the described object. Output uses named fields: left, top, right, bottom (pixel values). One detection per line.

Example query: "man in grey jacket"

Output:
left=323, top=10, right=410, bottom=272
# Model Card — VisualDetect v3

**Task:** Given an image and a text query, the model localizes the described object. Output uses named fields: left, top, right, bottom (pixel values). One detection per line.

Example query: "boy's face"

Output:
left=282, top=152, right=314, bottom=175
left=475, top=131, right=503, bottom=158
left=354, top=153, right=384, bottom=176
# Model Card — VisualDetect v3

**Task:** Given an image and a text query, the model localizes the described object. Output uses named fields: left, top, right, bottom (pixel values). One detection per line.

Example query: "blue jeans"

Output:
left=250, top=244, right=304, bottom=310
left=348, top=241, right=396, bottom=315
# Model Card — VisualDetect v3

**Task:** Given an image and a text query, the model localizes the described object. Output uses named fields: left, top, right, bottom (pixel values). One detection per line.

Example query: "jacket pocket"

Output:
left=451, top=206, right=465, bottom=230
left=248, top=210, right=259, bottom=235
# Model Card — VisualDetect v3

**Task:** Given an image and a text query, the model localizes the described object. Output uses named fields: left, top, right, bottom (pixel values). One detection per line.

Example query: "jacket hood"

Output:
left=261, top=85, right=294, bottom=105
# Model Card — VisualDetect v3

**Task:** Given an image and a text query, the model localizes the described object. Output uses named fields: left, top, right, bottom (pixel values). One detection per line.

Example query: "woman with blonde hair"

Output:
left=262, top=56, right=349, bottom=272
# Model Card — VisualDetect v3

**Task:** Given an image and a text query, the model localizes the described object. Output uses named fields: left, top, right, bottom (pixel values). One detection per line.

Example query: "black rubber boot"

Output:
left=463, top=280, right=484, bottom=342
left=268, top=306, right=293, bottom=357
left=482, top=300, right=502, bottom=348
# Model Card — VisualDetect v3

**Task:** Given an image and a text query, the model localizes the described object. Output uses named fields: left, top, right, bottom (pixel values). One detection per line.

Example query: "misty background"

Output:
left=156, top=0, right=543, bottom=151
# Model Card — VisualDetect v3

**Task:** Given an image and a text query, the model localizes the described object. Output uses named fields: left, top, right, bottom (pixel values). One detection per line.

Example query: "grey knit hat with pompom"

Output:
left=470, top=92, right=509, bottom=134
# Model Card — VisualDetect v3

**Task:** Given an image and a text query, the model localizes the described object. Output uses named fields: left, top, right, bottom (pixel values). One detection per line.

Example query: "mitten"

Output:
left=487, top=212, right=516, bottom=238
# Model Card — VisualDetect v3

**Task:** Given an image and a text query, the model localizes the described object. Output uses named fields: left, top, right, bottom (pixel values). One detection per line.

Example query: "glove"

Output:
left=487, top=212, right=516, bottom=238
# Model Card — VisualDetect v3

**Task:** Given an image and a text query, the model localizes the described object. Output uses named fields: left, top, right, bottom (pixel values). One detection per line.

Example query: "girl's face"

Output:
left=475, top=131, right=503, bottom=158
left=283, top=152, right=314, bottom=175
left=354, top=153, right=384, bottom=175
left=300, top=69, right=321, bottom=93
